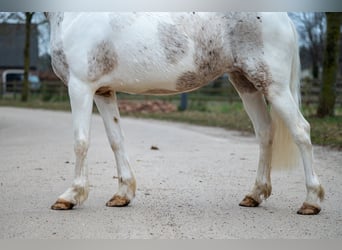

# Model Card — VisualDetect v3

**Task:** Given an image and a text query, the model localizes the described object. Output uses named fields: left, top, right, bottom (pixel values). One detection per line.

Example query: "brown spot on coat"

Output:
left=176, top=71, right=199, bottom=91
left=51, top=47, right=69, bottom=84
left=95, top=86, right=114, bottom=97
left=46, top=12, right=63, bottom=26
left=55, top=13, right=64, bottom=26
left=110, top=142, right=119, bottom=152
left=158, top=22, right=189, bottom=64
left=88, top=40, right=118, bottom=82
left=228, top=13, right=272, bottom=94
left=113, top=116, right=118, bottom=123
left=176, top=15, right=229, bottom=92
left=229, top=71, right=258, bottom=94
left=229, top=63, right=272, bottom=95
left=318, top=185, right=325, bottom=201
left=230, top=61, right=272, bottom=94
left=252, top=62, right=272, bottom=93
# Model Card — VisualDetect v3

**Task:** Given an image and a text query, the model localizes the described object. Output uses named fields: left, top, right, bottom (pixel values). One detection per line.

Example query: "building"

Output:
left=0, top=23, right=39, bottom=70
left=0, top=23, right=39, bottom=94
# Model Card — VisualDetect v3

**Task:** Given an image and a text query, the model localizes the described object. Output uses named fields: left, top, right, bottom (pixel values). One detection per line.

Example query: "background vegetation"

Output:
left=1, top=79, right=341, bottom=149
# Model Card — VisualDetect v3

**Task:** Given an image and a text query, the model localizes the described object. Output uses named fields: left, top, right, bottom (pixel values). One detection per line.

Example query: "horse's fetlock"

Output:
left=254, top=181, right=272, bottom=200
left=71, top=180, right=89, bottom=205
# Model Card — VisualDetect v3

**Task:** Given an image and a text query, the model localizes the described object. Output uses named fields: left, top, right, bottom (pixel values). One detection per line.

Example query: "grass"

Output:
left=0, top=96, right=341, bottom=149
left=308, top=115, right=342, bottom=148
left=123, top=101, right=254, bottom=134
left=125, top=101, right=342, bottom=149
left=0, top=94, right=71, bottom=111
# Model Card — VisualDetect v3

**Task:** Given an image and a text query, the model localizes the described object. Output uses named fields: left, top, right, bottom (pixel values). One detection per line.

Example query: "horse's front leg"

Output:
left=51, top=77, right=94, bottom=210
left=234, top=90, right=273, bottom=207
left=94, top=92, right=136, bottom=207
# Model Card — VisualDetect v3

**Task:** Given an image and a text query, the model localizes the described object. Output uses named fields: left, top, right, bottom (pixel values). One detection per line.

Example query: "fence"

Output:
left=0, top=80, right=69, bottom=101
left=1, top=77, right=342, bottom=108
left=301, top=77, right=342, bottom=106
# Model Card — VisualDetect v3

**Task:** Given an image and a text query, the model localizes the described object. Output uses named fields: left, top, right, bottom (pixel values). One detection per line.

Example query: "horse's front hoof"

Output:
left=297, top=202, right=321, bottom=215
left=51, top=199, right=75, bottom=210
left=106, top=195, right=131, bottom=207
left=239, top=195, right=260, bottom=207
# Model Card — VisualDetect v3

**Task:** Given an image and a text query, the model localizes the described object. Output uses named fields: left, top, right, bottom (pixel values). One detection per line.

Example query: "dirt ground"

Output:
left=0, top=107, right=341, bottom=239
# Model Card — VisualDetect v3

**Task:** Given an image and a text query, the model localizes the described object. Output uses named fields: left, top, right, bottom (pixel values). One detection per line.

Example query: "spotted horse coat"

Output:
left=47, top=12, right=324, bottom=215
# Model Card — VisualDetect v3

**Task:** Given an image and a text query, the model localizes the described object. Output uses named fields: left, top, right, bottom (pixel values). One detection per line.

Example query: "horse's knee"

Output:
left=74, top=139, right=89, bottom=157
left=256, top=124, right=273, bottom=151
left=108, top=133, right=124, bottom=152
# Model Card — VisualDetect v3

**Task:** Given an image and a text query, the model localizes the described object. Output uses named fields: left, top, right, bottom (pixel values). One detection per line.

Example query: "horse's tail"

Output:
left=270, top=18, right=302, bottom=171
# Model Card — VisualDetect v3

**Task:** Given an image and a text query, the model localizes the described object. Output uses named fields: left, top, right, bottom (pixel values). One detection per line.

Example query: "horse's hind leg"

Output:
left=268, top=88, right=324, bottom=215
left=230, top=76, right=273, bottom=207
left=51, top=77, right=93, bottom=210
left=94, top=92, right=136, bottom=207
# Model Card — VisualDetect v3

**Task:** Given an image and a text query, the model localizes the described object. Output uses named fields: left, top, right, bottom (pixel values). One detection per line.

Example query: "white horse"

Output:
left=47, top=12, right=324, bottom=215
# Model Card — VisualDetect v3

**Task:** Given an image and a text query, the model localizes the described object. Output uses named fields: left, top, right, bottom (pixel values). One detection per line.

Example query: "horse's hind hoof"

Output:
left=51, top=199, right=75, bottom=210
left=106, top=195, right=130, bottom=207
left=297, top=202, right=321, bottom=215
left=239, top=195, right=260, bottom=207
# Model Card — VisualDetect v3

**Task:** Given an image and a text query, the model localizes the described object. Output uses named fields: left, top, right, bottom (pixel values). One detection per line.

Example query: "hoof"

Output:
left=51, top=199, right=75, bottom=210
left=239, top=196, right=260, bottom=207
left=106, top=195, right=131, bottom=207
left=297, top=202, right=321, bottom=215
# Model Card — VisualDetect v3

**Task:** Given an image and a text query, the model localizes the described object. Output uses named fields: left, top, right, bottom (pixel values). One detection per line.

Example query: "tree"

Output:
left=21, top=12, right=34, bottom=102
left=317, top=13, right=342, bottom=117
left=289, top=12, right=325, bottom=79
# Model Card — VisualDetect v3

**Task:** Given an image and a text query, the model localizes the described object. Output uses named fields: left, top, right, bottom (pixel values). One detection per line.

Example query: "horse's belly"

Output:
left=61, top=12, right=236, bottom=94
left=99, top=33, right=215, bottom=95
left=108, top=67, right=201, bottom=95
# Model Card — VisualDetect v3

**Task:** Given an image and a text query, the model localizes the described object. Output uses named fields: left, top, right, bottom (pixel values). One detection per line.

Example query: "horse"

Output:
left=46, top=12, right=324, bottom=215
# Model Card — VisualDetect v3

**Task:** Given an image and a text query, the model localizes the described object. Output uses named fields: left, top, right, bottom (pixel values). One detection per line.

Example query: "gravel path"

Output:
left=0, top=107, right=341, bottom=239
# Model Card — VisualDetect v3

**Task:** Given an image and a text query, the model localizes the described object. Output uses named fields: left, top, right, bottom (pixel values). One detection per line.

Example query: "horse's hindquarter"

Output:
left=52, top=12, right=289, bottom=95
